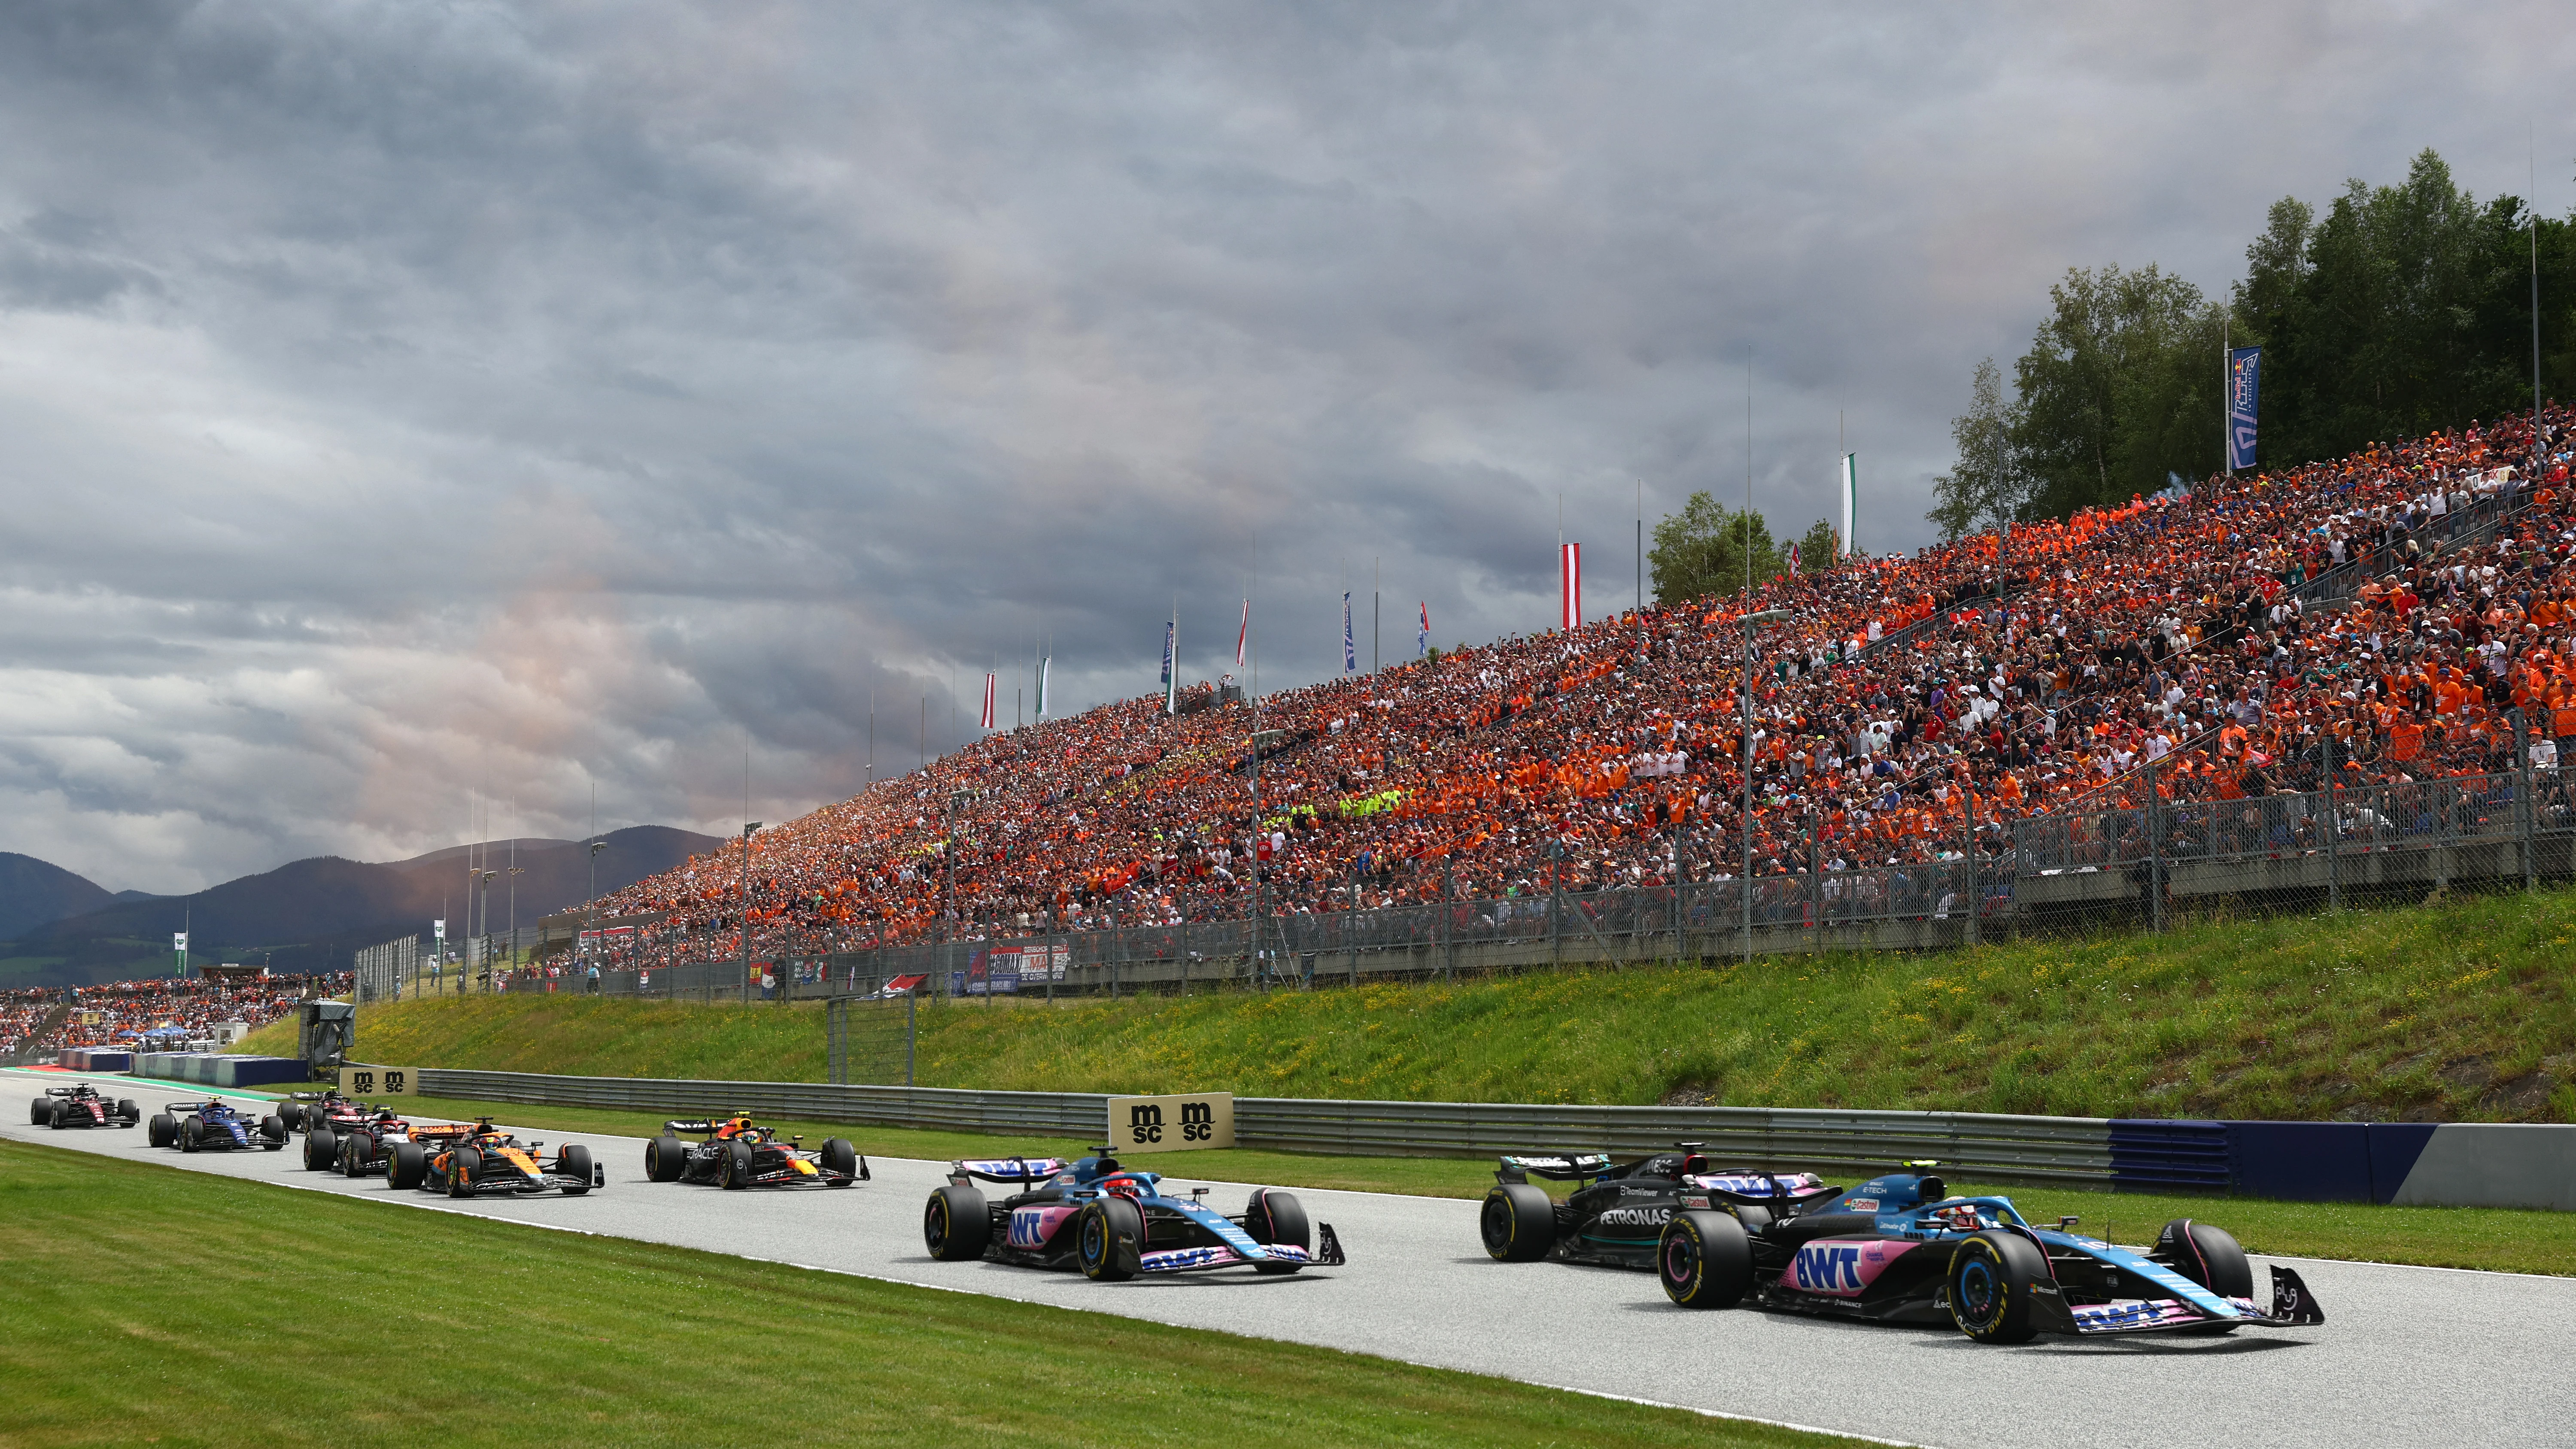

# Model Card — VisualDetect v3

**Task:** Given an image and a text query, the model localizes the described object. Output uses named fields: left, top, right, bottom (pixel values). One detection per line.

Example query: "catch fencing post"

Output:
left=2324, top=733, right=2341, bottom=911
left=905, top=989, right=916, bottom=1088
left=2145, top=759, right=2164, bottom=934
left=2515, top=708, right=2537, bottom=892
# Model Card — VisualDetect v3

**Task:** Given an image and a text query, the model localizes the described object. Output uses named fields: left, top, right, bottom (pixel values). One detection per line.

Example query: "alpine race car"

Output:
left=147, top=1099, right=289, bottom=1152
left=924, top=1149, right=1346, bottom=1281
left=32, top=1083, right=140, bottom=1130
left=644, top=1115, right=866, bottom=1188
left=1646, top=1163, right=2325, bottom=1343
left=384, top=1118, right=601, bottom=1197
left=1480, top=1145, right=1840, bottom=1268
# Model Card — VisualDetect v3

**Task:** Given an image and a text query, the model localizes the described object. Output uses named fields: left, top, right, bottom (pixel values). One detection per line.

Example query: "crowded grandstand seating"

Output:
left=0, top=975, right=344, bottom=1059
left=586, top=408, right=2575, bottom=962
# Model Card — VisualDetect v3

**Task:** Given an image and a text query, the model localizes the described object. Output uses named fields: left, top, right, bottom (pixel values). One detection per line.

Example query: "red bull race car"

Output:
left=1649, top=1163, right=2325, bottom=1343
left=146, top=1099, right=288, bottom=1151
left=924, top=1149, right=1346, bottom=1281
left=32, top=1082, right=140, bottom=1130
left=385, top=1118, right=600, bottom=1197
left=644, top=1115, right=866, bottom=1188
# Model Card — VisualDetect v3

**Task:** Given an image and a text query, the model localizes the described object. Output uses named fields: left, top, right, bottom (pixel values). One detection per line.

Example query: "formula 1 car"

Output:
left=279, top=1090, right=415, bottom=1172
left=1647, top=1163, right=2324, bottom=1343
left=644, top=1115, right=867, bottom=1188
left=32, top=1083, right=140, bottom=1129
left=924, top=1149, right=1346, bottom=1281
left=147, top=1099, right=289, bottom=1152
left=384, top=1118, right=601, bottom=1197
left=1480, top=1146, right=1841, bottom=1268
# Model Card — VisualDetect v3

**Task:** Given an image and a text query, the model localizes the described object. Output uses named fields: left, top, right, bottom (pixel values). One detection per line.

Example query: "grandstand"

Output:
left=0, top=974, right=345, bottom=1063
left=573, top=407, right=2573, bottom=977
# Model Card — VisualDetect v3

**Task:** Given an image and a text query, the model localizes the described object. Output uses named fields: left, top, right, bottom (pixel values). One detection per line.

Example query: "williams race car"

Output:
left=33, top=1083, right=140, bottom=1130
left=1480, top=1145, right=1840, bottom=1268
left=644, top=1115, right=866, bottom=1188
left=148, top=1099, right=288, bottom=1152
left=924, top=1149, right=1346, bottom=1281
left=384, top=1118, right=601, bottom=1197
left=1646, top=1163, right=2324, bottom=1343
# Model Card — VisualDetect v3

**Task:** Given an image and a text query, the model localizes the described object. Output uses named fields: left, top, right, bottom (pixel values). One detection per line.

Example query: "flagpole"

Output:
left=2222, top=312, right=2231, bottom=480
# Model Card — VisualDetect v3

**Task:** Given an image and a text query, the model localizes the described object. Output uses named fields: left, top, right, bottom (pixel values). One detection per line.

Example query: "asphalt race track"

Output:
left=9, top=1071, right=2572, bottom=1448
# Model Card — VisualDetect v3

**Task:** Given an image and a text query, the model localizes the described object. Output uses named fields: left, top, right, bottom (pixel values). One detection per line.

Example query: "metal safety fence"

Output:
left=398, top=1065, right=2576, bottom=1208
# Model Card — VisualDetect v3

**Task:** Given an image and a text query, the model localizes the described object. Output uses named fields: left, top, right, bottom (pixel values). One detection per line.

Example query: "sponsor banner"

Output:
left=1109, top=1091, right=1235, bottom=1154
left=337, top=1065, right=416, bottom=1097
left=576, top=924, right=637, bottom=951
left=966, top=944, right=1069, bottom=993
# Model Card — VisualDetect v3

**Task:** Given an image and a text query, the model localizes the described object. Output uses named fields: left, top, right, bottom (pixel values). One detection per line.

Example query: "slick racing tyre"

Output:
left=1076, top=1197, right=1144, bottom=1282
left=1243, top=1188, right=1310, bottom=1274
left=148, top=1113, right=176, bottom=1149
left=1948, top=1230, right=2048, bottom=1344
left=2156, top=1218, right=2253, bottom=1331
left=260, top=1116, right=288, bottom=1149
left=277, top=1103, right=304, bottom=1131
left=118, top=1099, right=140, bottom=1126
left=342, top=1131, right=375, bottom=1178
left=30, top=1098, right=52, bottom=1126
left=387, top=1142, right=427, bottom=1191
left=646, top=1134, right=687, bottom=1183
left=558, top=1145, right=593, bottom=1195
left=305, top=1125, right=338, bottom=1171
left=720, top=1140, right=755, bottom=1189
left=1481, top=1183, right=1557, bottom=1262
left=923, top=1185, right=990, bottom=1261
left=1659, top=1210, right=1754, bottom=1309
left=181, top=1118, right=203, bottom=1151
left=448, top=1146, right=481, bottom=1198
left=820, top=1138, right=860, bottom=1185
left=2156, top=1219, right=2254, bottom=1297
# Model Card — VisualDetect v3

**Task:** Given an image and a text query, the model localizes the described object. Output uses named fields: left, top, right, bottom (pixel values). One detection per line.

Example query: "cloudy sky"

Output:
left=2, top=1, right=2570, bottom=893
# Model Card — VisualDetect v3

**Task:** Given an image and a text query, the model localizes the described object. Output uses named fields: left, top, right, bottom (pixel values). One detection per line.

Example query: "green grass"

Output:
left=0, top=1138, right=1855, bottom=1449
left=380, top=1093, right=2576, bottom=1277
left=254, top=884, right=2576, bottom=1123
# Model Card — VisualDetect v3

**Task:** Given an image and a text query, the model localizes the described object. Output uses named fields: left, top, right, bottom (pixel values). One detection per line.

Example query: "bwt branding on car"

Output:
left=1106, top=1093, right=1235, bottom=1154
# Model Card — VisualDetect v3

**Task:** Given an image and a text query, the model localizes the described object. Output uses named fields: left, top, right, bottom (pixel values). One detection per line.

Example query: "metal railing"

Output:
left=410, top=1066, right=2116, bottom=1185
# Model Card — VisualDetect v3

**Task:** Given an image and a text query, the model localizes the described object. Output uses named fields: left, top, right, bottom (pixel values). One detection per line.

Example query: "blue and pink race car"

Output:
left=923, top=1149, right=1346, bottom=1281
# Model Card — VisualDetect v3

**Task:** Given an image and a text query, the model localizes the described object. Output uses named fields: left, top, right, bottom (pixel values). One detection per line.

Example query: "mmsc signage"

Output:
left=1107, top=1092, right=1234, bottom=1154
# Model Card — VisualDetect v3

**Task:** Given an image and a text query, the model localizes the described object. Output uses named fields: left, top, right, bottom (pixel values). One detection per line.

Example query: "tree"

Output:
left=1928, top=356, right=2021, bottom=538
left=2009, top=263, right=2228, bottom=519
left=1650, top=492, right=1779, bottom=606
left=1794, top=518, right=1841, bottom=574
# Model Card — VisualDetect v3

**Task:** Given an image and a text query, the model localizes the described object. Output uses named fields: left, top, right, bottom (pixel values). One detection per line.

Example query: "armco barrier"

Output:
left=407, top=1067, right=2576, bottom=1208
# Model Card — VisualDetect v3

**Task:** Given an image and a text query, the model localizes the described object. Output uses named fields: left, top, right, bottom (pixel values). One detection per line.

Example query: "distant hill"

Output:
left=0, top=853, right=116, bottom=938
left=11, top=826, right=722, bottom=984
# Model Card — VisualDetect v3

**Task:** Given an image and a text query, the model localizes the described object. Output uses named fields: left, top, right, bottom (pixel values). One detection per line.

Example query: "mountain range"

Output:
left=0, top=828, right=722, bottom=987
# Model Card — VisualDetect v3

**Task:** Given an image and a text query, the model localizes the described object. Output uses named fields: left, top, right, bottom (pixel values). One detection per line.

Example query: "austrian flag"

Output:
left=1560, top=543, right=1582, bottom=631
left=980, top=673, right=996, bottom=731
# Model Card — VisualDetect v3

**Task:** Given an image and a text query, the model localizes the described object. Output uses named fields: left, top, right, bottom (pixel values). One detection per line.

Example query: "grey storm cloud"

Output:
left=0, top=0, right=2569, bottom=890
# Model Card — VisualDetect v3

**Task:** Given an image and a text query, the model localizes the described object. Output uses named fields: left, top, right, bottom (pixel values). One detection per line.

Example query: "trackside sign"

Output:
left=337, top=1066, right=416, bottom=1097
left=1109, top=1092, right=1234, bottom=1154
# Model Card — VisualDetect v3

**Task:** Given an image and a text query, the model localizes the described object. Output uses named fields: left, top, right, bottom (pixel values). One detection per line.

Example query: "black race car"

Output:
left=33, top=1083, right=140, bottom=1130
left=281, top=1092, right=416, bottom=1173
left=147, top=1099, right=289, bottom=1151
left=1649, top=1164, right=2324, bottom=1342
left=645, top=1115, right=867, bottom=1188
left=1479, top=1145, right=1839, bottom=1268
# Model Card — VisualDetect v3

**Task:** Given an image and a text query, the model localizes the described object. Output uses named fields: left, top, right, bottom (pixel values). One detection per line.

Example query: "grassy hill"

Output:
left=240, top=885, right=2576, bottom=1122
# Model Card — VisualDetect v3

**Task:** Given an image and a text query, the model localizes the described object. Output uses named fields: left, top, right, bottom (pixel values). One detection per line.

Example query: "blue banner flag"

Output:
left=1160, top=621, right=1174, bottom=685
left=2227, top=346, right=2261, bottom=471
left=1343, top=593, right=1357, bottom=673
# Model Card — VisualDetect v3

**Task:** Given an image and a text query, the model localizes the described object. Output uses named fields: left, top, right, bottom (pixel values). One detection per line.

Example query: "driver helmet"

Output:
left=1102, top=1175, right=1145, bottom=1200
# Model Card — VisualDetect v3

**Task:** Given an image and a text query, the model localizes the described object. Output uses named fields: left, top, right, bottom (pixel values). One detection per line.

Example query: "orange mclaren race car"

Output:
left=645, top=1114, right=867, bottom=1189
left=386, top=1117, right=601, bottom=1197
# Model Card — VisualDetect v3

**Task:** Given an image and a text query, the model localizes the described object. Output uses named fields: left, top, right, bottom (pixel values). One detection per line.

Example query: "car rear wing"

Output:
left=1682, top=1170, right=1838, bottom=1203
left=161, top=1100, right=219, bottom=1114
left=948, top=1157, right=1071, bottom=1186
left=1493, top=1153, right=1614, bottom=1185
